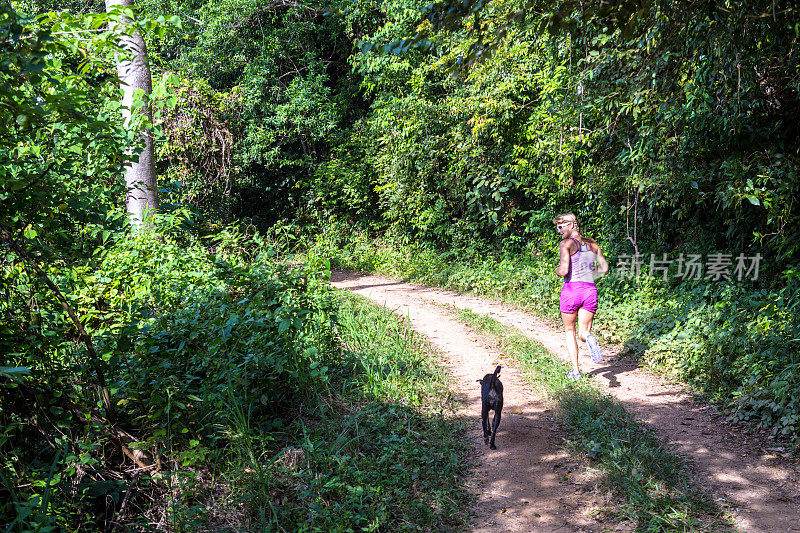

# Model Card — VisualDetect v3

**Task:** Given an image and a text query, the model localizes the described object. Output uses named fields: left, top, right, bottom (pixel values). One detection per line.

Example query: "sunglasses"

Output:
left=556, top=222, right=572, bottom=230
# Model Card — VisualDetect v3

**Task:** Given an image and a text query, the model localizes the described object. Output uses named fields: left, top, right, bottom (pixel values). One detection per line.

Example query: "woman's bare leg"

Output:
left=577, top=308, right=595, bottom=344
left=561, top=311, right=579, bottom=372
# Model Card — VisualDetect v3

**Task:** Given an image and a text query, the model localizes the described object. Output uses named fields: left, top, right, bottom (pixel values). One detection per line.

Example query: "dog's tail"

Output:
left=488, top=365, right=501, bottom=390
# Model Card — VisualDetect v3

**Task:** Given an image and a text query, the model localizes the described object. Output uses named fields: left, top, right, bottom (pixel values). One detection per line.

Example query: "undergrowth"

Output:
left=224, top=291, right=472, bottom=531
left=0, top=219, right=471, bottom=531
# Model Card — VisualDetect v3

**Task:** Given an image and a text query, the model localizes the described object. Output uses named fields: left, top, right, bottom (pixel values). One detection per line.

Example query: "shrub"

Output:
left=0, top=220, right=338, bottom=529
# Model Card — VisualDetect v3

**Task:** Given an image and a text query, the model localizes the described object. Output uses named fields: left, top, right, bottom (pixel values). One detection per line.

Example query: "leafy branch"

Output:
left=0, top=222, right=114, bottom=420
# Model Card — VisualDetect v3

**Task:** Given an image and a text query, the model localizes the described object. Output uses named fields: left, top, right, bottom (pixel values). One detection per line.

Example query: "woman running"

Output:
left=554, top=213, right=610, bottom=381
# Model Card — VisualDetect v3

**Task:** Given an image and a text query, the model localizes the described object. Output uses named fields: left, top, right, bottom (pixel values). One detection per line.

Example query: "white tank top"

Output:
left=565, top=238, right=596, bottom=284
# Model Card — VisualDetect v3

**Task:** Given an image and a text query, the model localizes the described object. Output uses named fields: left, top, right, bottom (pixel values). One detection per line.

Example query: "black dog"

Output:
left=477, top=365, right=503, bottom=450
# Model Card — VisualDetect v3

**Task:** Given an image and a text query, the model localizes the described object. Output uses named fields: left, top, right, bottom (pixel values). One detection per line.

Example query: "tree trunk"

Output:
left=105, top=0, right=158, bottom=228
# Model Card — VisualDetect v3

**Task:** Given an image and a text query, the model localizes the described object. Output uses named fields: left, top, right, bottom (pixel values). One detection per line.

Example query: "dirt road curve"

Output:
left=330, top=270, right=800, bottom=533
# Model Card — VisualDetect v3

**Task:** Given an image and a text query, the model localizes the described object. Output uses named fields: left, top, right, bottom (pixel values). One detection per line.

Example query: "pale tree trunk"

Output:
left=105, top=0, right=158, bottom=229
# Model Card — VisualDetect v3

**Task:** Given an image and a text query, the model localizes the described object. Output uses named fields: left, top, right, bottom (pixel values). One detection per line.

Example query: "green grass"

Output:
left=334, top=291, right=451, bottom=406
left=216, top=291, right=472, bottom=532
left=454, top=308, right=735, bottom=532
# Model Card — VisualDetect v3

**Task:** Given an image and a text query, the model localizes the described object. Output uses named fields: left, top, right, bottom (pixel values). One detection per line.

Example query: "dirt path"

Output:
left=330, top=270, right=800, bottom=533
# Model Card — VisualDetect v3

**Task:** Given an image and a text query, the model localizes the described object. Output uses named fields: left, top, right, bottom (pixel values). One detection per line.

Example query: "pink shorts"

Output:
left=560, top=282, right=598, bottom=314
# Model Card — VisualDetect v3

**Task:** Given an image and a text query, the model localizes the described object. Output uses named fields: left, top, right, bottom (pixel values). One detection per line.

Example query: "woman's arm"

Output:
left=556, top=240, right=572, bottom=277
left=594, top=245, right=610, bottom=276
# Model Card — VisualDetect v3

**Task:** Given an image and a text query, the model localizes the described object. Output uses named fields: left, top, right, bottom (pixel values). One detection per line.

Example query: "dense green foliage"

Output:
left=19, top=0, right=795, bottom=263
left=1, top=4, right=128, bottom=266
left=140, top=0, right=367, bottom=225
left=1, top=221, right=332, bottom=528
left=2, top=2, right=470, bottom=529
left=2, top=219, right=471, bottom=529
left=100, top=0, right=798, bottom=271
left=4, top=0, right=800, bottom=528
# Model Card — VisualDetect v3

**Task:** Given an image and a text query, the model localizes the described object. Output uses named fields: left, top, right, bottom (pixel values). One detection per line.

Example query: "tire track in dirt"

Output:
left=330, top=270, right=800, bottom=533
